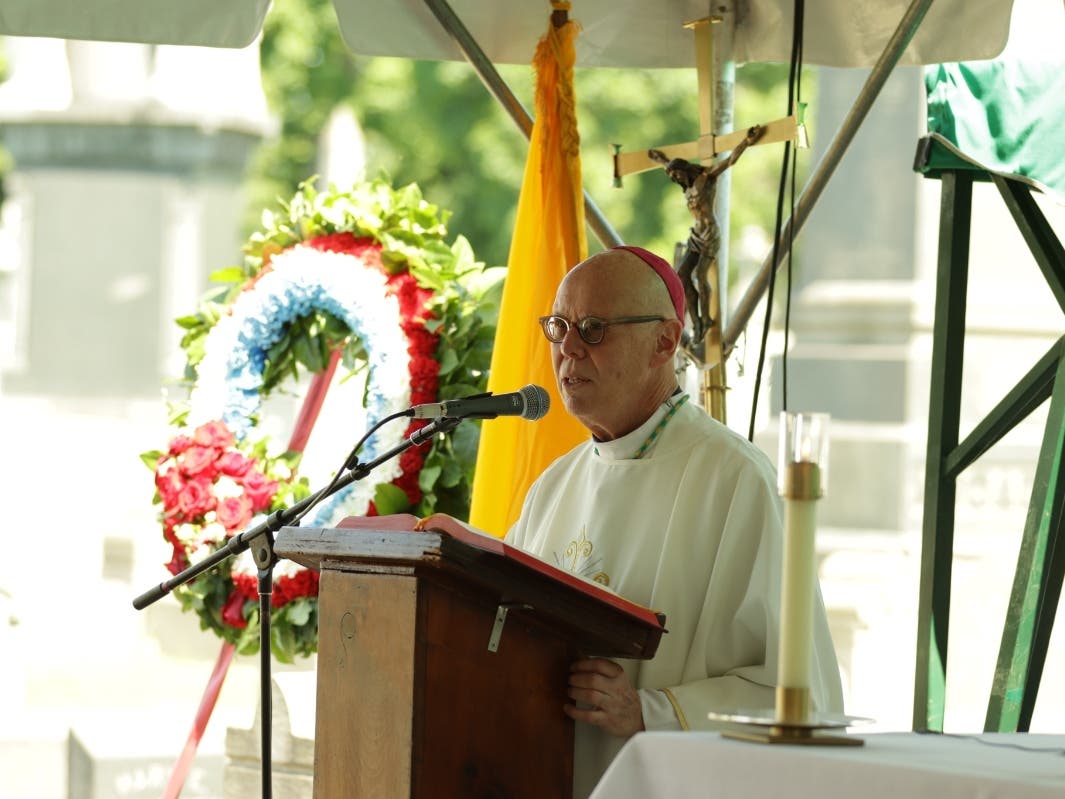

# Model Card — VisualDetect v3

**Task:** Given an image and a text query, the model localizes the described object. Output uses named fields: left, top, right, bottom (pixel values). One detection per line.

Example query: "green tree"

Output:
left=247, top=0, right=357, bottom=231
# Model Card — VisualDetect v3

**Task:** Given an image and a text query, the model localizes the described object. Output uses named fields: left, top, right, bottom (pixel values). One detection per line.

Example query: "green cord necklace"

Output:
left=632, top=394, right=689, bottom=459
left=595, top=394, right=689, bottom=460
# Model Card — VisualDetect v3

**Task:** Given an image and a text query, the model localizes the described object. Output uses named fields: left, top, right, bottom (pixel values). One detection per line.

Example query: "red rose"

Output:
left=409, top=389, right=437, bottom=406
left=405, top=420, right=430, bottom=438
left=387, top=274, right=414, bottom=308
left=294, top=569, right=319, bottom=598
left=356, top=246, right=384, bottom=273
left=409, top=356, right=440, bottom=397
left=217, top=451, right=254, bottom=478
left=162, top=518, right=181, bottom=547
left=393, top=473, right=422, bottom=505
left=408, top=294, right=435, bottom=323
left=409, top=354, right=440, bottom=380
left=305, top=231, right=358, bottom=254
left=391, top=278, right=435, bottom=323
left=399, top=449, right=424, bottom=475
left=176, top=478, right=216, bottom=519
left=180, top=445, right=219, bottom=480
left=216, top=495, right=254, bottom=533
left=404, top=327, right=439, bottom=357
left=193, top=420, right=235, bottom=450
left=386, top=271, right=411, bottom=289
left=167, top=435, right=194, bottom=456
left=155, top=467, right=186, bottom=509
left=240, top=470, right=278, bottom=512
left=221, top=590, right=249, bottom=629
left=306, top=233, right=386, bottom=273
left=411, top=379, right=439, bottom=398
left=232, top=571, right=258, bottom=602
left=166, top=544, right=188, bottom=576
left=272, top=568, right=319, bottom=608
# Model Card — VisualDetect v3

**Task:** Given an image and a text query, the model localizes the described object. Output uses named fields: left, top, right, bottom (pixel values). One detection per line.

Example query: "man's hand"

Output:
left=565, top=657, right=644, bottom=738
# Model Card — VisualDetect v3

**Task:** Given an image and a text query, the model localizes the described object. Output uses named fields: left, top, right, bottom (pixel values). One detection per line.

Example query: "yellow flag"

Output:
left=468, top=3, right=588, bottom=535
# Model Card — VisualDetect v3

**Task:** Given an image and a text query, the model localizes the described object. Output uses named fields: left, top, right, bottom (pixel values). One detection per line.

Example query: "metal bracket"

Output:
left=487, top=602, right=533, bottom=652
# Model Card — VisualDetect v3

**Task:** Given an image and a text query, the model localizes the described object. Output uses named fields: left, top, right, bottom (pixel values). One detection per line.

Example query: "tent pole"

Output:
left=711, top=8, right=736, bottom=330
left=423, top=0, right=623, bottom=249
left=702, top=7, right=737, bottom=422
left=722, top=0, right=935, bottom=355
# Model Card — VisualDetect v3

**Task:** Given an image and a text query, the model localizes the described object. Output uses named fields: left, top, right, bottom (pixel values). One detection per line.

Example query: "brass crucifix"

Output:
left=612, top=16, right=804, bottom=421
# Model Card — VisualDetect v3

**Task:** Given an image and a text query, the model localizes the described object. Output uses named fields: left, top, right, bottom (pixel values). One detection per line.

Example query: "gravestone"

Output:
left=68, top=724, right=222, bottom=799
left=224, top=672, right=315, bottom=799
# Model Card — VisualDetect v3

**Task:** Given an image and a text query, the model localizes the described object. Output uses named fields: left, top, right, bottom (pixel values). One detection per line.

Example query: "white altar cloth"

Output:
left=590, top=731, right=1065, bottom=799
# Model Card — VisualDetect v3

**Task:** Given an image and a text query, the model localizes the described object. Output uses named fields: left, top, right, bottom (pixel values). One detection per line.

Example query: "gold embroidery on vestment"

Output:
left=554, top=527, right=612, bottom=587
left=663, top=687, right=691, bottom=730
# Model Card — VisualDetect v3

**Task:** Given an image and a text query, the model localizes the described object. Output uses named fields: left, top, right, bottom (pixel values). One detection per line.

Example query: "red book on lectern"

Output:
left=337, top=512, right=666, bottom=632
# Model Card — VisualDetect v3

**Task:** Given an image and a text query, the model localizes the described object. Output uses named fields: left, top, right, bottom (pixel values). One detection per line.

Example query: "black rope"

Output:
left=784, top=2, right=805, bottom=415
left=748, top=0, right=805, bottom=441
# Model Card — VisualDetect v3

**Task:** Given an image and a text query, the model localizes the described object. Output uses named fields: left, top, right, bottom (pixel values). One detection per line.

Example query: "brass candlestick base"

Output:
left=711, top=687, right=868, bottom=746
left=775, top=685, right=810, bottom=723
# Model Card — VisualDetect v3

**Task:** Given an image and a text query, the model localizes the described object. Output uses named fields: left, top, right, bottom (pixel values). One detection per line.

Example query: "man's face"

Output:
left=549, top=257, right=662, bottom=440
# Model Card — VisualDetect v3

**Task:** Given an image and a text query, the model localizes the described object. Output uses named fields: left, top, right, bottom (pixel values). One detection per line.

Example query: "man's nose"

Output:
left=559, top=325, right=586, bottom=358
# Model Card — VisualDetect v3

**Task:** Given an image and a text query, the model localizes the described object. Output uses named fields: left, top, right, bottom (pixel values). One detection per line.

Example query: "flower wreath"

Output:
left=142, top=179, right=501, bottom=661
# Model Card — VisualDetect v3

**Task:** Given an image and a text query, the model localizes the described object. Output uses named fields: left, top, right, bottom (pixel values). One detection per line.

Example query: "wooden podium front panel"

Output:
left=415, top=579, right=573, bottom=798
left=314, top=569, right=418, bottom=797
left=313, top=565, right=574, bottom=798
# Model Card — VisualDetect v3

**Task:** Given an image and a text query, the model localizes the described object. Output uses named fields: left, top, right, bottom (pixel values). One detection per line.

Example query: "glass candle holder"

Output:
left=776, top=411, right=830, bottom=722
left=778, top=411, right=829, bottom=499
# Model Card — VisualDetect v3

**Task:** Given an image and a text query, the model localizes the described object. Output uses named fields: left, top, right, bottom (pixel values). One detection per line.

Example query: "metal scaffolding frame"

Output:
left=913, top=164, right=1065, bottom=732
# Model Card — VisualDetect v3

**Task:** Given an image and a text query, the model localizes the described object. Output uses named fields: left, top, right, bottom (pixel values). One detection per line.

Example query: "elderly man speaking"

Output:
left=504, top=245, right=843, bottom=797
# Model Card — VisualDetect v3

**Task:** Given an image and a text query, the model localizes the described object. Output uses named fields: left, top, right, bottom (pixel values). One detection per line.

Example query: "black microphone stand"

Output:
left=132, top=416, right=462, bottom=799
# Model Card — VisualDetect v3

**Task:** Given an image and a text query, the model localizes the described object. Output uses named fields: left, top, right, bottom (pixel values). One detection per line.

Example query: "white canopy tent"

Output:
left=0, top=0, right=1013, bottom=67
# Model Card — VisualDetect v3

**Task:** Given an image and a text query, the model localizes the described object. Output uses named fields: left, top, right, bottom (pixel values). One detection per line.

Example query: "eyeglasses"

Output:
left=538, top=314, right=665, bottom=345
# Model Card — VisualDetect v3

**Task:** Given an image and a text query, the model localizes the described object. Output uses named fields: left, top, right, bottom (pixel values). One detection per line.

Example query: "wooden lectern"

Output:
left=274, top=516, right=665, bottom=799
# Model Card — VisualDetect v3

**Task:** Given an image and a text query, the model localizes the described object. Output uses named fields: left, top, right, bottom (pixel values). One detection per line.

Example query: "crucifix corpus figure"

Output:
left=649, top=124, right=764, bottom=350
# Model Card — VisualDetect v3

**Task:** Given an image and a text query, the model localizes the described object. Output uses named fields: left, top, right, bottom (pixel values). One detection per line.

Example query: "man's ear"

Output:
left=650, top=319, right=684, bottom=366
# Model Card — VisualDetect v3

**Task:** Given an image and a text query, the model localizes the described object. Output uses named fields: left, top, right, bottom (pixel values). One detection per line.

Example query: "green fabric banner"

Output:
left=919, top=59, right=1065, bottom=204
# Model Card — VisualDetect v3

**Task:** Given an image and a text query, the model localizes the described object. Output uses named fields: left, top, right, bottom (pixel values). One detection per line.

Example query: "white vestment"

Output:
left=506, top=398, right=843, bottom=798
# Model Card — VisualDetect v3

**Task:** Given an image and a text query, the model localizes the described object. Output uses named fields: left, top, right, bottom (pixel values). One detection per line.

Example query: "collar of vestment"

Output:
left=593, top=393, right=689, bottom=461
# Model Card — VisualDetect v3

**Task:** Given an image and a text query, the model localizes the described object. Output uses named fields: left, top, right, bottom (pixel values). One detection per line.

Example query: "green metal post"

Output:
left=985, top=340, right=1065, bottom=731
left=913, top=172, right=972, bottom=731
left=992, top=176, right=1065, bottom=314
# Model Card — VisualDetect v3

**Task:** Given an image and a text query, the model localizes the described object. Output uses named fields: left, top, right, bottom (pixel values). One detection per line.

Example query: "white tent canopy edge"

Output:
left=0, top=0, right=1012, bottom=69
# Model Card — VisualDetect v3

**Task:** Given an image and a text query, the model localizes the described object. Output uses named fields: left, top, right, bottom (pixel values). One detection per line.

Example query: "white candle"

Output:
left=776, top=412, right=828, bottom=717
left=778, top=461, right=819, bottom=690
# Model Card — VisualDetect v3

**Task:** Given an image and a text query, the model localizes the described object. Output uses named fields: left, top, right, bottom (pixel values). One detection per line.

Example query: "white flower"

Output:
left=231, top=549, right=257, bottom=578
left=174, top=523, right=201, bottom=547
left=213, top=475, right=244, bottom=500
left=187, top=543, right=215, bottom=566
left=273, top=558, right=306, bottom=579
left=200, top=521, right=227, bottom=545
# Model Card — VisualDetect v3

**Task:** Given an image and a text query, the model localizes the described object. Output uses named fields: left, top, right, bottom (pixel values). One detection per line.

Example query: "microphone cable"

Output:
left=287, top=407, right=413, bottom=527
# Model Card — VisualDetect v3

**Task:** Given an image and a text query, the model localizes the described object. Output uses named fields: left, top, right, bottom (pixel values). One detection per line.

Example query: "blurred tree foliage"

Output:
left=250, top=0, right=814, bottom=300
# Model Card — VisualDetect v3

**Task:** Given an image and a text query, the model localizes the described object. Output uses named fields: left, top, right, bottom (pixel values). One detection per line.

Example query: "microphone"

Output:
left=409, top=384, right=550, bottom=421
